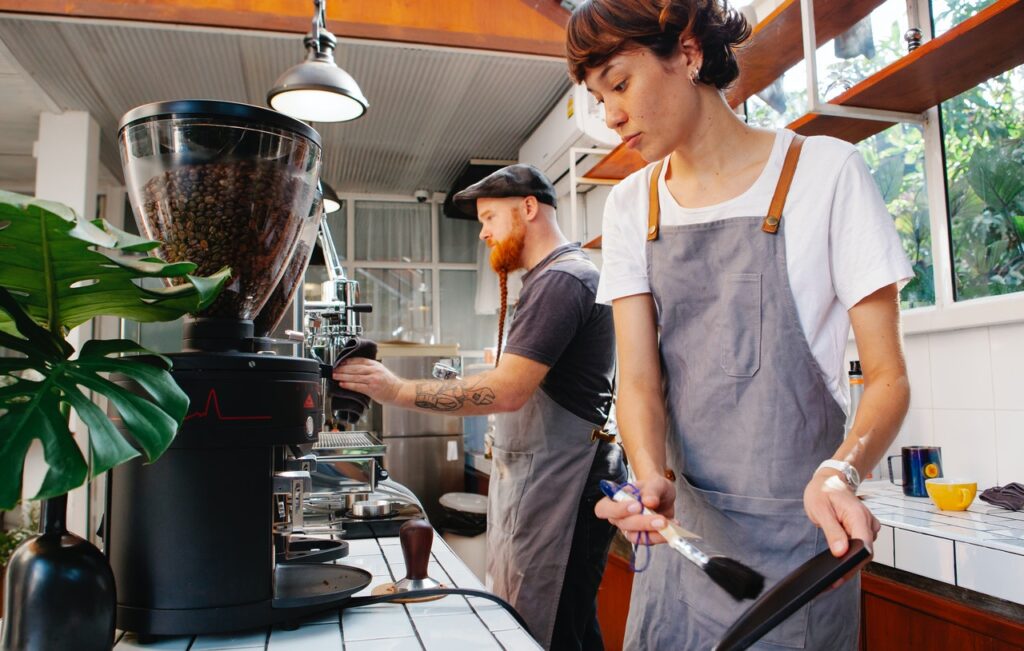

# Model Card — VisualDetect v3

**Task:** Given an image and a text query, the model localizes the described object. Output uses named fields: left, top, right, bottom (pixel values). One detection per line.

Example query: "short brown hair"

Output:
left=566, top=0, right=751, bottom=89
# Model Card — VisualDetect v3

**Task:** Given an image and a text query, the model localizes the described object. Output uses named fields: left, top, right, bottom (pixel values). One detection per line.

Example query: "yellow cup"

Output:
left=925, top=478, right=977, bottom=511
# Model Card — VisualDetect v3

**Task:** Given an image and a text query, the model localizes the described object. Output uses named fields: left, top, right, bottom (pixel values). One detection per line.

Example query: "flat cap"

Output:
left=452, top=164, right=557, bottom=218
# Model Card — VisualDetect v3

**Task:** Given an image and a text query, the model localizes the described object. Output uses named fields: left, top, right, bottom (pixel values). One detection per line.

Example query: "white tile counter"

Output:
left=860, top=481, right=1024, bottom=604
left=113, top=531, right=540, bottom=651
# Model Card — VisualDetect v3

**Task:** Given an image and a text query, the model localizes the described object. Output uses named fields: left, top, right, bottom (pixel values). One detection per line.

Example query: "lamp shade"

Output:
left=268, top=57, right=368, bottom=123
left=321, top=181, right=342, bottom=214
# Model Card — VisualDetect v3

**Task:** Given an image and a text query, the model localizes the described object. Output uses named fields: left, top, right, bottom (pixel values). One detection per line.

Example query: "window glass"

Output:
left=931, top=0, right=998, bottom=37
left=439, top=270, right=498, bottom=352
left=321, top=199, right=346, bottom=265
left=439, top=215, right=480, bottom=263
left=355, top=268, right=434, bottom=343
left=354, top=201, right=430, bottom=262
left=745, top=0, right=912, bottom=128
left=941, top=65, right=1024, bottom=300
left=857, top=123, right=935, bottom=308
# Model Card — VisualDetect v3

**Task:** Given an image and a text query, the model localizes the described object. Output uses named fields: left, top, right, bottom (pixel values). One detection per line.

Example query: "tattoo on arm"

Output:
left=414, top=379, right=496, bottom=412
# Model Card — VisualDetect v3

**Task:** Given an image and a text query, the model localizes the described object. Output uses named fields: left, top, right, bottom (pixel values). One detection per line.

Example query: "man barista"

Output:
left=333, top=164, right=625, bottom=651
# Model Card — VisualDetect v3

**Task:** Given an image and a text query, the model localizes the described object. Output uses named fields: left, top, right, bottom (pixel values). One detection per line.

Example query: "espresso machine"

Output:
left=105, top=100, right=371, bottom=636
left=298, top=215, right=427, bottom=537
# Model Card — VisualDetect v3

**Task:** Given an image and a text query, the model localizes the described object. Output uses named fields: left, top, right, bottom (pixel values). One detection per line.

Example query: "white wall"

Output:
left=850, top=322, right=1024, bottom=490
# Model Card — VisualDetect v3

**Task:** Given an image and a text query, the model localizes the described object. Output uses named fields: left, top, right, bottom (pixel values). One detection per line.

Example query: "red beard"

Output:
left=489, top=208, right=527, bottom=274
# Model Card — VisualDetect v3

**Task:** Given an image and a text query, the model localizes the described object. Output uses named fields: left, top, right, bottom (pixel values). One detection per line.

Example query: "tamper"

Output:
left=371, top=519, right=448, bottom=602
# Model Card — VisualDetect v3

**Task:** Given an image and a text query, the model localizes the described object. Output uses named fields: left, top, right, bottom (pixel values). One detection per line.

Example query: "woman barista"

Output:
left=566, top=1, right=912, bottom=647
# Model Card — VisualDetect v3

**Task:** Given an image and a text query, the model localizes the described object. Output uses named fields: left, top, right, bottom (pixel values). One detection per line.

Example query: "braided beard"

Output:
left=488, top=209, right=526, bottom=365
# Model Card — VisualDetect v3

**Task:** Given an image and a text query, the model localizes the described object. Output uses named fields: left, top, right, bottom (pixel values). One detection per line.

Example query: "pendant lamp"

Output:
left=268, top=0, right=368, bottom=123
left=321, top=181, right=342, bottom=214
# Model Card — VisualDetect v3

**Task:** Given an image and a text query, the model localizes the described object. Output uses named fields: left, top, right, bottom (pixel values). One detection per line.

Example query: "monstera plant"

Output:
left=0, top=189, right=229, bottom=511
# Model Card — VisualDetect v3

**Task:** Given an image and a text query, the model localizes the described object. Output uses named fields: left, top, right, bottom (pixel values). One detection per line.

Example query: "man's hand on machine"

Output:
left=333, top=358, right=402, bottom=403
left=594, top=475, right=677, bottom=545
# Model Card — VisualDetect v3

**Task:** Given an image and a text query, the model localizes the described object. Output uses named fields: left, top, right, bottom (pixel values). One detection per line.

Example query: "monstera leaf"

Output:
left=0, top=190, right=229, bottom=334
left=0, top=190, right=229, bottom=509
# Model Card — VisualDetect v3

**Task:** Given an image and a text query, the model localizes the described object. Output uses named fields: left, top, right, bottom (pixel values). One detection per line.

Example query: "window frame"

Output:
left=333, top=192, right=487, bottom=354
left=899, top=0, right=1024, bottom=334
left=787, top=0, right=1024, bottom=334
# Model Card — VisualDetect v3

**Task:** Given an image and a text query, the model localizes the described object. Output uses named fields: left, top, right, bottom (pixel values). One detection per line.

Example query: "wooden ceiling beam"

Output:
left=0, top=0, right=571, bottom=58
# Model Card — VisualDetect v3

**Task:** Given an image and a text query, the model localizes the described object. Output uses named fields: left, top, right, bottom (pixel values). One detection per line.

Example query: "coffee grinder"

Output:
left=105, top=100, right=371, bottom=637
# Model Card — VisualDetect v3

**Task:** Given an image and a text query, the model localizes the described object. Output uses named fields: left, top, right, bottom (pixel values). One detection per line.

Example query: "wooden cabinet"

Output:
left=861, top=565, right=1024, bottom=650
left=594, top=561, right=1024, bottom=650
left=464, top=466, right=489, bottom=496
left=596, top=552, right=633, bottom=651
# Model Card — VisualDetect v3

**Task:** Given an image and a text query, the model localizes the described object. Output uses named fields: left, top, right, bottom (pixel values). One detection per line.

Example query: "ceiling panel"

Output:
left=0, top=16, right=570, bottom=196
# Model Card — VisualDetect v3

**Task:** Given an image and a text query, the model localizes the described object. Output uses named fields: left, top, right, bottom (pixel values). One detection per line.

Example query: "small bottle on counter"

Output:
left=847, top=360, right=864, bottom=435
left=847, top=360, right=877, bottom=479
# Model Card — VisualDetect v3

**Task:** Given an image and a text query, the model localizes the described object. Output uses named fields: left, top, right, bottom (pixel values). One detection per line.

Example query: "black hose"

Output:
left=343, top=587, right=532, bottom=636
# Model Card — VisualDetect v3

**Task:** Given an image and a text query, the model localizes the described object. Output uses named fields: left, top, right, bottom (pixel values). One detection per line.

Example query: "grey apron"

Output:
left=486, top=251, right=608, bottom=650
left=624, top=135, right=860, bottom=650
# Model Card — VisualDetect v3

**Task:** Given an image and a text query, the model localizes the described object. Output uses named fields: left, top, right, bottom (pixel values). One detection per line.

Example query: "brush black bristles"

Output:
left=704, top=556, right=765, bottom=601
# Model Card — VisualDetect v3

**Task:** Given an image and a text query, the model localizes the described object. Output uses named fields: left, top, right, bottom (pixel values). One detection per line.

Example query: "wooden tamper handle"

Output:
left=399, top=519, right=433, bottom=581
left=372, top=518, right=443, bottom=598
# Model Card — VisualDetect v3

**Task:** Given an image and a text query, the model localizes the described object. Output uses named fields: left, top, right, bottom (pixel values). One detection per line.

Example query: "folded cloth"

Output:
left=980, top=482, right=1024, bottom=511
left=330, top=338, right=378, bottom=424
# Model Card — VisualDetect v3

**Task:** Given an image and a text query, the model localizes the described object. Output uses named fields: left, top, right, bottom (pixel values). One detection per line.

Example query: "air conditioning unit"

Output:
left=519, top=83, right=621, bottom=246
left=518, top=82, right=619, bottom=185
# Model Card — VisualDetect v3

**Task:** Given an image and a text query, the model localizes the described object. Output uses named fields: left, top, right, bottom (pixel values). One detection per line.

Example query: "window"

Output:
left=354, top=200, right=430, bottom=262
left=940, top=64, right=1024, bottom=301
left=439, top=270, right=498, bottom=351
left=355, top=267, right=434, bottom=343
left=931, top=0, right=999, bottom=36
left=439, top=214, right=480, bottom=263
left=745, top=0, right=912, bottom=128
left=309, top=198, right=497, bottom=352
left=857, top=123, right=934, bottom=308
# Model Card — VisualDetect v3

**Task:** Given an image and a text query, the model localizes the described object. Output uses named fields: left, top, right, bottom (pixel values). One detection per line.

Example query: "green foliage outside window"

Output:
left=746, top=1, right=1024, bottom=305
left=941, top=69, right=1024, bottom=300
left=746, top=20, right=935, bottom=308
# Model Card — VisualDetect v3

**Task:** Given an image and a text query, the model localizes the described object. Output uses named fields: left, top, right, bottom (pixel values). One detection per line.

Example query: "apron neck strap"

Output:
left=761, top=134, right=806, bottom=234
left=647, top=160, right=666, bottom=241
left=644, top=133, right=808, bottom=240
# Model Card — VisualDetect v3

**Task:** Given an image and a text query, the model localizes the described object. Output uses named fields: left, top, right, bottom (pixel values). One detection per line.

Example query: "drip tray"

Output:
left=276, top=536, right=349, bottom=565
left=273, top=563, right=371, bottom=609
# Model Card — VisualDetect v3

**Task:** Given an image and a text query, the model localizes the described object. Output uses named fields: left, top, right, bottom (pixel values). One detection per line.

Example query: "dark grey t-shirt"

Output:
left=503, top=243, right=615, bottom=426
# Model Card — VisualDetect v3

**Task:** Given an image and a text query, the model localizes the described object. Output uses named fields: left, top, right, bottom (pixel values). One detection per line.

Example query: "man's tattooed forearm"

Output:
left=414, top=379, right=496, bottom=412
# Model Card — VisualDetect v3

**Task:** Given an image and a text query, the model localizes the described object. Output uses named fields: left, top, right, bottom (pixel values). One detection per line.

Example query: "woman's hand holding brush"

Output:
left=594, top=475, right=677, bottom=545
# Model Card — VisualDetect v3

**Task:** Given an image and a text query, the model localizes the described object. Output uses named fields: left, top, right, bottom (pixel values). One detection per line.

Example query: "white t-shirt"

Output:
left=597, top=129, right=913, bottom=413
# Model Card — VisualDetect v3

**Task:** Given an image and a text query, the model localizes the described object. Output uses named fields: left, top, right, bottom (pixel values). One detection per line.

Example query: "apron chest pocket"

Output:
left=489, top=446, right=534, bottom=535
left=719, top=273, right=762, bottom=377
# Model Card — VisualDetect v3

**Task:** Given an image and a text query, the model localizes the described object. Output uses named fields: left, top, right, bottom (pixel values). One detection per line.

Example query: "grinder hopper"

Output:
left=119, top=99, right=322, bottom=335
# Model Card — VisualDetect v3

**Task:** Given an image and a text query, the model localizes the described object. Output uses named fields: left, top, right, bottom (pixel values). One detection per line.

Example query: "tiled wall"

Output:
left=849, top=321, right=1024, bottom=490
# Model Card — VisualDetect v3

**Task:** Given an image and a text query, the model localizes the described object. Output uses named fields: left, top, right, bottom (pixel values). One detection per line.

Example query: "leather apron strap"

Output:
left=645, top=134, right=807, bottom=240
left=762, top=134, right=806, bottom=233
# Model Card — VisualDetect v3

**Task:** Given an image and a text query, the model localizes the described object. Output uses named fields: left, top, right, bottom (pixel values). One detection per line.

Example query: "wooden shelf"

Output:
left=790, top=0, right=1024, bottom=142
left=726, top=0, right=885, bottom=108
left=574, top=0, right=1023, bottom=250
left=580, top=144, right=648, bottom=183
left=578, top=0, right=890, bottom=184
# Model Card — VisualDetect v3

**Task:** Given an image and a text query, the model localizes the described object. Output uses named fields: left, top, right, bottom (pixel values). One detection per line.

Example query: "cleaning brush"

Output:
left=600, top=479, right=765, bottom=601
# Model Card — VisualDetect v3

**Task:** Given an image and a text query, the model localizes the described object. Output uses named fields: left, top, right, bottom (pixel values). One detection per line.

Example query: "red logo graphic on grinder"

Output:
left=184, top=389, right=273, bottom=422
left=303, top=394, right=315, bottom=409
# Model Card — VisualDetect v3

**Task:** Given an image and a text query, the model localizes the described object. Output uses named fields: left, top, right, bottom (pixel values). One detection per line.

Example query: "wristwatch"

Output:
left=817, top=459, right=861, bottom=490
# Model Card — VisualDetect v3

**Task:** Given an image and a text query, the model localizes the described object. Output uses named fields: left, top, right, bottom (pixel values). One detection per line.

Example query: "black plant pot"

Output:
left=0, top=495, right=116, bottom=651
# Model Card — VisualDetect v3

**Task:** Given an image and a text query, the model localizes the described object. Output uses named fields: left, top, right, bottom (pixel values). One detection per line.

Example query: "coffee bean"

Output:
left=139, top=160, right=313, bottom=319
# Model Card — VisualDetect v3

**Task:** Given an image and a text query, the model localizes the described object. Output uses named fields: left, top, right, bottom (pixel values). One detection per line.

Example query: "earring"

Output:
left=689, top=68, right=699, bottom=85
